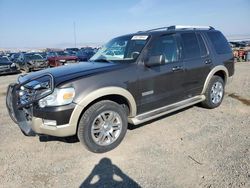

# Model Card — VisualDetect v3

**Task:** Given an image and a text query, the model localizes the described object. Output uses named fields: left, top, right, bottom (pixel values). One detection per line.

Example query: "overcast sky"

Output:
left=0, top=0, right=249, bottom=48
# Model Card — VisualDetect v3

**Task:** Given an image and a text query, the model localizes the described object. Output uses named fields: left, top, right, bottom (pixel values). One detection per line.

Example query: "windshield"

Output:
left=90, top=35, right=149, bottom=63
left=25, top=54, right=43, bottom=60
left=82, top=48, right=94, bottom=53
left=57, top=51, right=68, bottom=56
left=77, top=50, right=86, bottom=56
left=0, top=57, right=10, bottom=62
left=47, top=52, right=56, bottom=57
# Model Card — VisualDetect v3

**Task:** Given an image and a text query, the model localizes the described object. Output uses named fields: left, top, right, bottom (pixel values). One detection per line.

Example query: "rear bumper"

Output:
left=49, top=59, right=77, bottom=67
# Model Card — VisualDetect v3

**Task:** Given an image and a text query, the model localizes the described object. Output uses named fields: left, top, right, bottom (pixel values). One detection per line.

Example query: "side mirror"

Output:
left=131, top=51, right=140, bottom=59
left=145, top=55, right=165, bottom=67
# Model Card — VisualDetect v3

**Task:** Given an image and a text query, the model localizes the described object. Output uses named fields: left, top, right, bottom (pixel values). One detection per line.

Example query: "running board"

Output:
left=128, top=95, right=205, bottom=125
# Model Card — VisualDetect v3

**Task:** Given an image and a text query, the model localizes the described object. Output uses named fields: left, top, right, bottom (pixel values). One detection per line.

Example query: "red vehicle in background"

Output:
left=47, top=51, right=78, bottom=67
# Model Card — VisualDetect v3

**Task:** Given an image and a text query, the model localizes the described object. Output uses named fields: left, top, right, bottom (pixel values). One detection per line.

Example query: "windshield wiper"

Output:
left=91, top=58, right=112, bottom=63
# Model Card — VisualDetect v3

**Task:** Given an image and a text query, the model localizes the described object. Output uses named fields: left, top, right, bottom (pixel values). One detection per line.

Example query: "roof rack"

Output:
left=145, top=27, right=169, bottom=32
left=138, top=25, right=214, bottom=33
left=167, top=25, right=215, bottom=30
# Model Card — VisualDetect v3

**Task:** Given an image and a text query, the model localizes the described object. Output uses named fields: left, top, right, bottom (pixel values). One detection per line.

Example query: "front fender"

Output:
left=68, top=86, right=137, bottom=134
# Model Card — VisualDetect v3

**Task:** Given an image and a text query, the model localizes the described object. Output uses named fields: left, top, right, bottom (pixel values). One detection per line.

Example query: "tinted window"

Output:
left=57, top=51, right=68, bottom=56
left=0, top=57, right=9, bottom=61
left=181, top=33, right=200, bottom=59
left=207, top=31, right=231, bottom=54
left=25, top=54, right=43, bottom=60
left=148, top=35, right=178, bottom=63
left=197, top=33, right=208, bottom=57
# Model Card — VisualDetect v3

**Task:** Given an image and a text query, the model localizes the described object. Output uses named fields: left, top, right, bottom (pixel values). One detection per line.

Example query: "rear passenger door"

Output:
left=180, top=32, right=212, bottom=97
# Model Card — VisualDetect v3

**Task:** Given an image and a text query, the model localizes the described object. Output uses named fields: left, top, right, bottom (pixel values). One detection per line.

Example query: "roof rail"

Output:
left=137, top=27, right=169, bottom=33
left=138, top=25, right=214, bottom=33
left=167, top=25, right=214, bottom=30
left=145, top=27, right=169, bottom=32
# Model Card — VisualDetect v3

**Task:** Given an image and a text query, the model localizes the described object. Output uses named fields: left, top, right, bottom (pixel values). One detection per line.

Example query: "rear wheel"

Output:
left=77, top=100, right=128, bottom=153
left=201, top=75, right=225, bottom=109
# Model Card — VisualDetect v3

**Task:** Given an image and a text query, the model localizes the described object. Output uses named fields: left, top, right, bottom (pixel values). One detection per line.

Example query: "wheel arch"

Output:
left=68, top=87, right=137, bottom=134
left=201, top=65, right=229, bottom=94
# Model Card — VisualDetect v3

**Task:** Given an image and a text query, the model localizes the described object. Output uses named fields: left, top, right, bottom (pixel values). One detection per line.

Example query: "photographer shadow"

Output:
left=80, top=157, right=141, bottom=188
left=39, top=135, right=79, bottom=143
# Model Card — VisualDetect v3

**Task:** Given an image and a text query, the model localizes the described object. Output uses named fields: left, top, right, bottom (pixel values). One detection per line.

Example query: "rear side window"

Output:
left=207, top=31, right=231, bottom=54
left=197, top=33, right=208, bottom=57
left=181, top=33, right=200, bottom=59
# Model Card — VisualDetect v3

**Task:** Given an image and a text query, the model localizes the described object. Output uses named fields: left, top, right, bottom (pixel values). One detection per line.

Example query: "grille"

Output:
left=16, top=73, right=54, bottom=108
left=0, top=65, right=10, bottom=70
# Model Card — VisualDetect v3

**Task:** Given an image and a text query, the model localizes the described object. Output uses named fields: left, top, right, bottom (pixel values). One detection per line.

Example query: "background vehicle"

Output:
left=47, top=51, right=78, bottom=67
left=10, top=52, right=22, bottom=62
left=36, top=52, right=48, bottom=59
left=6, top=25, right=234, bottom=153
left=16, top=53, right=48, bottom=72
left=0, top=56, right=19, bottom=75
left=76, top=48, right=96, bottom=61
left=229, top=41, right=247, bottom=48
left=65, top=48, right=79, bottom=56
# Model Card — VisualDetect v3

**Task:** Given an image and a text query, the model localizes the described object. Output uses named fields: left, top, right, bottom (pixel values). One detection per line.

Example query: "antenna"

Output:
left=73, top=22, right=77, bottom=48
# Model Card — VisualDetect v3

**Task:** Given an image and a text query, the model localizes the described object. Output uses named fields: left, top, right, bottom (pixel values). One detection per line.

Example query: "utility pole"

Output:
left=74, top=22, right=77, bottom=48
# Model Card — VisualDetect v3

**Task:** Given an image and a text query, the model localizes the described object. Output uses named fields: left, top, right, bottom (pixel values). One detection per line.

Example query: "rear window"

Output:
left=181, top=33, right=200, bottom=59
left=207, top=31, right=231, bottom=54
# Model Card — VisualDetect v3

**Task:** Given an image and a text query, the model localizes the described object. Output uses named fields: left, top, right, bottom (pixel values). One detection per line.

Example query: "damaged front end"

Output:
left=6, top=73, right=54, bottom=136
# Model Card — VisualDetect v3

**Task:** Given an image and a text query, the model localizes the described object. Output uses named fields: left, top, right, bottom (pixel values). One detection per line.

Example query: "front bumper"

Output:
left=31, top=117, right=76, bottom=137
left=0, top=67, right=19, bottom=75
left=30, top=62, right=48, bottom=70
left=6, top=83, right=76, bottom=137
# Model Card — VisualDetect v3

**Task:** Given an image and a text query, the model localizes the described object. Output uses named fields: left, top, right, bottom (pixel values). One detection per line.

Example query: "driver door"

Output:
left=137, top=34, right=187, bottom=114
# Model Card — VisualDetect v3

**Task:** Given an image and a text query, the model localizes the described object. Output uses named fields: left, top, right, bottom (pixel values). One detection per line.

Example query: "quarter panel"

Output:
left=201, top=65, right=229, bottom=94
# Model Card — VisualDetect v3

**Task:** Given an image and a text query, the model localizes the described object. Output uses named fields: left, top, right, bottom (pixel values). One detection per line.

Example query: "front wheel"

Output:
left=201, top=75, right=225, bottom=109
left=77, top=100, right=128, bottom=153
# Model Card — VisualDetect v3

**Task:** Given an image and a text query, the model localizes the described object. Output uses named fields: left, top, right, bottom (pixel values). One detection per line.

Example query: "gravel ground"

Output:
left=0, top=62, right=249, bottom=188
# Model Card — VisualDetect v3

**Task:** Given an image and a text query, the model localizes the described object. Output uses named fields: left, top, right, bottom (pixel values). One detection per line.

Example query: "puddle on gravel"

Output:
left=227, top=93, right=250, bottom=106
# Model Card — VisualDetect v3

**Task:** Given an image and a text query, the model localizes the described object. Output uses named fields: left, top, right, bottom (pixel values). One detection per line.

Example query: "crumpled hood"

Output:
left=18, top=61, right=123, bottom=86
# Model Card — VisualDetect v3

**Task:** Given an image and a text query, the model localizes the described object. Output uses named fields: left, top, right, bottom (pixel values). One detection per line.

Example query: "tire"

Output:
left=77, top=100, right=128, bottom=153
left=201, top=75, right=225, bottom=109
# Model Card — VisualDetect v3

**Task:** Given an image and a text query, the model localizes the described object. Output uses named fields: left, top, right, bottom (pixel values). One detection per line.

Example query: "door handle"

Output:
left=204, top=59, right=212, bottom=64
left=172, top=66, right=183, bottom=72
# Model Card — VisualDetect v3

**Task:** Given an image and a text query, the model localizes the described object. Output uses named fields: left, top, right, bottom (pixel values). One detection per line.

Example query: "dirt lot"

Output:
left=0, top=62, right=249, bottom=188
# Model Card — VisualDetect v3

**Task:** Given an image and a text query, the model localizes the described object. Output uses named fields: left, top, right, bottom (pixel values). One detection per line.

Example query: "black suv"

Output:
left=6, top=25, right=234, bottom=153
